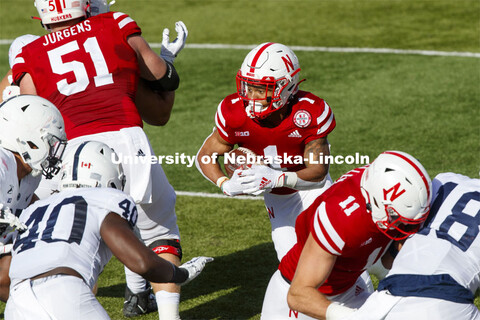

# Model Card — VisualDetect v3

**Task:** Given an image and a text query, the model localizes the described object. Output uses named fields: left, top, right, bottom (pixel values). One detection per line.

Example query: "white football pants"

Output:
left=5, top=275, right=109, bottom=320
left=343, top=290, right=480, bottom=320
left=261, top=270, right=373, bottom=320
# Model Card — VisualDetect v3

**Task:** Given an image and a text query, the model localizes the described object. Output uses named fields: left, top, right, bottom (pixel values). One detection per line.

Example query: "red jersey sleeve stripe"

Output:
left=215, top=101, right=229, bottom=137
left=118, top=17, right=135, bottom=29
left=313, top=202, right=345, bottom=255
left=113, top=12, right=127, bottom=19
left=317, top=111, right=335, bottom=135
left=112, top=12, right=135, bottom=29
left=215, top=113, right=228, bottom=138
left=316, top=101, right=331, bottom=125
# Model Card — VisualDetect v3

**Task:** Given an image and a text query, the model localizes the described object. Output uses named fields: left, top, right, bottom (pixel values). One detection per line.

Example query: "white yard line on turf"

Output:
left=0, top=40, right=479, bottom=58
left=176, top=190, right=262, bottom=200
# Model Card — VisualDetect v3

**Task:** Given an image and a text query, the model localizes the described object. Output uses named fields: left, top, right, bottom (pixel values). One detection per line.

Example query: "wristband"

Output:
left=216, top=176, right=229, bottom=188
left=282, top=172, right=298, bottom=189
left=169, top=262, right=189, bottom=284
left=143, top=61, right=179, bottom=92
left=325, top=302, right=356, bottom=320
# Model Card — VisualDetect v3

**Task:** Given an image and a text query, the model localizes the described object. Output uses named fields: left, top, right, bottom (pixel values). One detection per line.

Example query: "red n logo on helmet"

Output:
left=282, top=55, right=294, bottom=73
left=383, top=182, right=406, bottom=201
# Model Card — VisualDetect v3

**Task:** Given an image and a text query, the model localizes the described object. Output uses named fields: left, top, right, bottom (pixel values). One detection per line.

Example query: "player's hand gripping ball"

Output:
left=224, top=147, right=258, bottom=178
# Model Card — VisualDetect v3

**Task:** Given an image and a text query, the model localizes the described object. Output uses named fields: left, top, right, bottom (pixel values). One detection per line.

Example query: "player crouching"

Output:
left=5, top=141, right=212, bottom=319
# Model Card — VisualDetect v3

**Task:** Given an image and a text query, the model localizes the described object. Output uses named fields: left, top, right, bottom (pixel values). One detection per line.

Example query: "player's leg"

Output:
left=265, top=185, right=331, bottom=261
left=264, top=192, right=302, bottom=261
left=136, top=162, right=182, bottom=320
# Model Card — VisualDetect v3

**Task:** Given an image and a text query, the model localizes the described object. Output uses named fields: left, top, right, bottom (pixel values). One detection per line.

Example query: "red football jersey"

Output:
left=279, top=167, right=392, bottom=295
left=12, top=12, right=142, bottom=139
left=216, top=91, right=335, bottom=192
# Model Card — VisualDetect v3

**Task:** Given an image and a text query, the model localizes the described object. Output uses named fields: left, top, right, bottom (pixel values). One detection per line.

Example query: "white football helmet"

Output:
left=59, top=141, right=126, bottom=191
left=236, top=42, right=301, bottom=119
left=90, top=0, right=115, bottom=16
left=0, top=95, right=66, bottom=179
left=360, top=151, right=432, bottom=240
left=34, top=0, right=88, bottom=28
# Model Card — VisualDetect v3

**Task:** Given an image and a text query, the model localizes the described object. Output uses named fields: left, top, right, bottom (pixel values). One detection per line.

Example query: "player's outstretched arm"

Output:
left=128, top=34, right=177, bottom=126
left=100, top=212, right=212, bottom=285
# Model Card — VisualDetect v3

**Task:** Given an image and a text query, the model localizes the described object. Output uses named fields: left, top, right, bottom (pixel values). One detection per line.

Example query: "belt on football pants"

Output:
left=30, top=267, right=83, bottom=282
left=378, top=273, right=474, bottom=304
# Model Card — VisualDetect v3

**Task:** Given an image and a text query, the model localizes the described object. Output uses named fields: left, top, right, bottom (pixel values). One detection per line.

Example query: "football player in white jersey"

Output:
left=8, top=1, right=190, bottom=318
left=0, top=95, right=67, bottom=301
left=5, top=140, right=213, bottom=320
left=342, top=172, right=480, bottom=320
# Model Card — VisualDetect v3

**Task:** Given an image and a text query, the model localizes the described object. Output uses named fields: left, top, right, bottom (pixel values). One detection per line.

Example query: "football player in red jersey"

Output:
left=11, top=1, right=188, bottom=318
left=260, top=151, right=432, bottom=320
left=196, top=42, right=336, bottom=261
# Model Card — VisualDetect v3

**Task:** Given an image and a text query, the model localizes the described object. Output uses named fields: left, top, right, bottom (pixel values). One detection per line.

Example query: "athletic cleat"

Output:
left=123, top=286, right=157, bottom=317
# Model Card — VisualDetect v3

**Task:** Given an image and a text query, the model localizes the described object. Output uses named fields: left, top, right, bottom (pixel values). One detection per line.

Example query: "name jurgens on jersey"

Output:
left=43, top=20, right=92, bottom=46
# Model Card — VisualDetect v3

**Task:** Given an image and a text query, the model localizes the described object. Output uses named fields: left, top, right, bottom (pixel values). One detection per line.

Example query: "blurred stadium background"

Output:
left=0, top=0, right=479, bottom=318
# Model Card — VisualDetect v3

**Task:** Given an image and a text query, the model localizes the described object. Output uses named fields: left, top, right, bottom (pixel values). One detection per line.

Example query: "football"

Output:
left=223, top=147, right=258, bottom=177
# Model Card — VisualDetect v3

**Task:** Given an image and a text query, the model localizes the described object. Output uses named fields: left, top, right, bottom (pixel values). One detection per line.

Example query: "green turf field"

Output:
left=0, top=0, right=479, bottom=319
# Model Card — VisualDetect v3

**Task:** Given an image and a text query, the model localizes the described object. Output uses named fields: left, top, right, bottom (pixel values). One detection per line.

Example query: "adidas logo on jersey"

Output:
left=288, top=130, right=302, bottom=138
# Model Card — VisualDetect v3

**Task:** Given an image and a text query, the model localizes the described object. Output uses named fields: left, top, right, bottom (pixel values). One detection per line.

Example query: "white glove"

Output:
left=161, top=21, right=188, bottom=64
left=239, top=165, right=287, bottom=196
left=0, top=205, right=26, bottom=233
left=0, top=205, right=24, bottom=256
left=220, top=169, right=255, bottom=197
left=179, top=256, right=213, bottom=286
left=2, top=85, right=20, bottom=101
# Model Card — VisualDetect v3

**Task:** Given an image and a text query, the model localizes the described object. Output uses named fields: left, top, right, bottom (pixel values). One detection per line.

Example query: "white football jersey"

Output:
left=9, top=187, right=138, bottom=289
left=8, top=34, right=39, bottom=69
left=388, top=172, right=480, bottom=294
left=0, top=147, right=40, bottom=213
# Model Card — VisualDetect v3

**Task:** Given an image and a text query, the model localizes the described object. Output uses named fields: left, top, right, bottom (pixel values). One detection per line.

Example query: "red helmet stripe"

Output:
left=55, top=0, right=64, bottom=13
left=383, top=151, right=430, bottom=199
left=249, top=42, right=275, bottom=73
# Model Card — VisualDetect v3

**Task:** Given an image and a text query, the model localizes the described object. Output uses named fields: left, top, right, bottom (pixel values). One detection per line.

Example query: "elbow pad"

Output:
left=143, top=61, right=179, bottom=92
